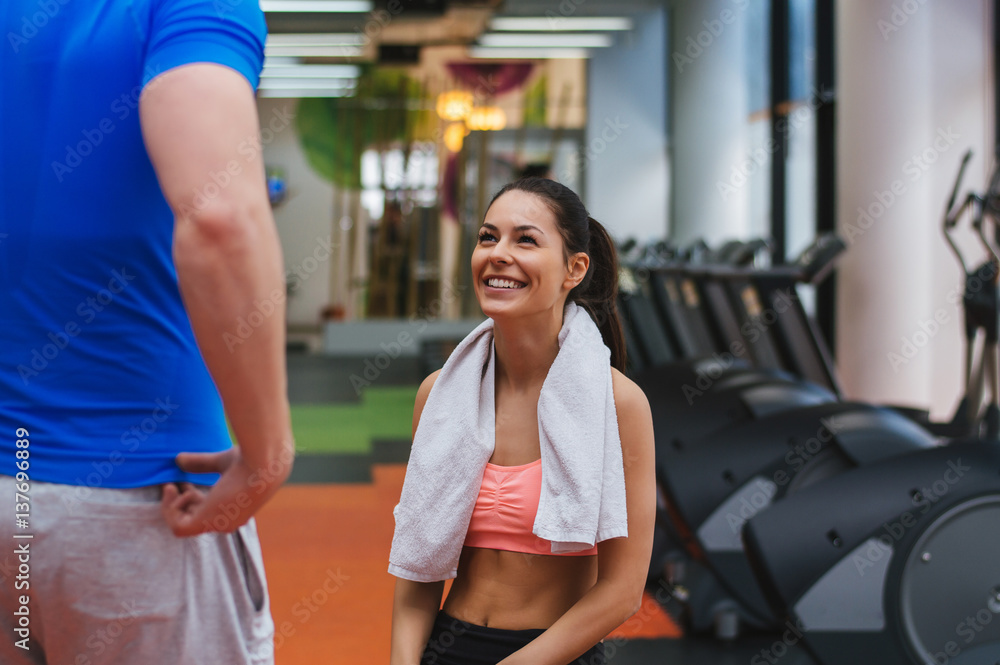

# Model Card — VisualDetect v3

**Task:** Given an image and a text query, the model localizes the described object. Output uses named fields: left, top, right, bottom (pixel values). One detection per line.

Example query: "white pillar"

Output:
left=835, top=0, right=991, bottom=417
left=669, top=0, right=751, bottom=246
left=585, top=7, right=669, bottom=243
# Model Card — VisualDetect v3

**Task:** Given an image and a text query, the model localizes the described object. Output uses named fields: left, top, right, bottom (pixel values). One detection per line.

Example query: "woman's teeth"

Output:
left=487, top=278, right=525, bottom=289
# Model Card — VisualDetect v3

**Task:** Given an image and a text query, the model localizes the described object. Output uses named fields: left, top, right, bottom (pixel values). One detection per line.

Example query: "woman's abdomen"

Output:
left=442, top=546, right=598, bottom=630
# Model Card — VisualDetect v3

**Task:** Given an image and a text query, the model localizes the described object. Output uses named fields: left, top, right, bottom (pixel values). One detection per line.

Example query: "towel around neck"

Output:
left=388, top=301, right=628, bottom=582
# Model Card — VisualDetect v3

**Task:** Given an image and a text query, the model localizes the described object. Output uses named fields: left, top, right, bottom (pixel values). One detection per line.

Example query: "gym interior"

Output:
left=248, top=1, right=1000, bottom=663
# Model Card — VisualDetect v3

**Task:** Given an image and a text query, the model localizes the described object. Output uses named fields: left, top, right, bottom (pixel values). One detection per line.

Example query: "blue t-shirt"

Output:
left=0, top=0, right=266, bottom=487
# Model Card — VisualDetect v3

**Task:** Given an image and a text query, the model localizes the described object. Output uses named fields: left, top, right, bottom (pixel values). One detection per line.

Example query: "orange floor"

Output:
left=254, top=465, right=680, bottom=664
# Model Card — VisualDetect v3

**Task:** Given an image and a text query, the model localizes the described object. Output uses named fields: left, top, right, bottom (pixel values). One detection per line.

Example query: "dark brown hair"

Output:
left=485, top=177, right=626, bottom=372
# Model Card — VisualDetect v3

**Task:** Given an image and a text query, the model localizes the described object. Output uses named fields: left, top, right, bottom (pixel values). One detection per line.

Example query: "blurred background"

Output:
left=249, top=1, right=999, bottom=663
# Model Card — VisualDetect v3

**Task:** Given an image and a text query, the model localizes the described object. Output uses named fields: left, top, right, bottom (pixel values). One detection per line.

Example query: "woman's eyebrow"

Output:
left=481, top=222, right=545, bottom=235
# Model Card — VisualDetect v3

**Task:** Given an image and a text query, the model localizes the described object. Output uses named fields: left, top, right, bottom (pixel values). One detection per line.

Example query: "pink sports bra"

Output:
left=464, top=458, right=599, bottom=556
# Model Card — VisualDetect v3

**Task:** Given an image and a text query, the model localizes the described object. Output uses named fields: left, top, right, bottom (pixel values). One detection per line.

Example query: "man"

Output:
left=0, top=1, right=294, bottom=662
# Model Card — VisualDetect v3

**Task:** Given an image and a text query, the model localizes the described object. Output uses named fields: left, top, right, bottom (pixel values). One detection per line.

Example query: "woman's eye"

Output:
left=478, top=232, right=496, bottom=243
left=518, top=235, right=537, bottom=245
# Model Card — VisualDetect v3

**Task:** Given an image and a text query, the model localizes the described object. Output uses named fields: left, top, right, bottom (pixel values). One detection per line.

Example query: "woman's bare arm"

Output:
left=390, top=370, right=446, bottom=665
left=498, top=369, right=657, bottom=665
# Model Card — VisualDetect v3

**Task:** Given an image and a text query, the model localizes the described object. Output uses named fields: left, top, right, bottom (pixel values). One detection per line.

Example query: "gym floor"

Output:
left=252, top=352, right=820, bottom=664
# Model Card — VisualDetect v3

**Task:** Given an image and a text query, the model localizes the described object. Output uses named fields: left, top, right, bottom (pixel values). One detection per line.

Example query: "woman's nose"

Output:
left=489, top=243, right=511, bottom=265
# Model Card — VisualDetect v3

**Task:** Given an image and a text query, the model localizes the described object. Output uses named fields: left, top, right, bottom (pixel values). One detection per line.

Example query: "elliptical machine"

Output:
left=928, top=149, right=1000, bottom=440
left=740, top=151, right=1000, bottom=665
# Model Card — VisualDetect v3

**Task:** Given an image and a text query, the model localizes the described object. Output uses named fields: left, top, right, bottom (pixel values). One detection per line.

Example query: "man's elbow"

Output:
left=174, top=198, right=268, bottom=255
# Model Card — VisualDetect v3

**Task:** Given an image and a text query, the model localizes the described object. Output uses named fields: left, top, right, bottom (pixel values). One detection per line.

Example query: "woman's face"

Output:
left=471, top=190, right=588, bottom=320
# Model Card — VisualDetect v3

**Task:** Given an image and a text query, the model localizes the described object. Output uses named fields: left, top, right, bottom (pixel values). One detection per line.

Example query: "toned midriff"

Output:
left=442, top=546, right=598, bottom=630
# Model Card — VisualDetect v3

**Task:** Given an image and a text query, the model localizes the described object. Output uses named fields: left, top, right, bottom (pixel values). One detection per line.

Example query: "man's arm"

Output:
left=139, top=62, right=294, bottom=536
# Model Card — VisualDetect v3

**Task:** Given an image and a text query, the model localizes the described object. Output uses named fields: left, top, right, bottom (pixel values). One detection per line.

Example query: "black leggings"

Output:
left=420, top=610, right=607, bottom=665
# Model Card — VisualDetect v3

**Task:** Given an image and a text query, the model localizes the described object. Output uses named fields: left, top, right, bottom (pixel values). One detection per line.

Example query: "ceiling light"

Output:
left=436, top=90, right=473, bottom=121
left=444, top=123, right=469, bottom=152
left=260, top=0, right=373, bottom=12
left=265, top=35, right=367, bottom=58
left=468, top=47, right=591, bottom=60
left=489, top=17, right=633, bottom=32
left=466, top=107, right=506, bottom=131
left=478, top=33, right=614, bottom=48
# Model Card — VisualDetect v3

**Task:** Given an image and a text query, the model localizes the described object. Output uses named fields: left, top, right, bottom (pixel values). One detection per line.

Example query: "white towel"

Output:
left=388, top=302, right=628, bottom=582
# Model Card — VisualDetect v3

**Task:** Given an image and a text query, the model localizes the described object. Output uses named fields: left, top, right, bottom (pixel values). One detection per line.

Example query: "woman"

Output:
left=389, top=177, right=655, bottom=665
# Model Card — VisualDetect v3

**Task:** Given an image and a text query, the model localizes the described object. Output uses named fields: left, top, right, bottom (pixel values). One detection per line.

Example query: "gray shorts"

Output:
left=0, top=476, right=274, bottom=665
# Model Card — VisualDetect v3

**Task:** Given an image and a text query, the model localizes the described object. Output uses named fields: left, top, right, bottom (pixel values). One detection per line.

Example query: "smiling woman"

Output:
left=471, top=178, right=627, bottom=370
left=388, top=177, right=655, bottom=665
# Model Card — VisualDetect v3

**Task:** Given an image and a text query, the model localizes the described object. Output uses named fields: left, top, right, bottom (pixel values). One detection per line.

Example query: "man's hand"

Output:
left=160, top=444, right=293, bottom=536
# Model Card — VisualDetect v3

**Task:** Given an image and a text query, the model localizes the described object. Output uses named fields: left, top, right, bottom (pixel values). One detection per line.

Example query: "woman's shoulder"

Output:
left=412, top=369, right=442, bottom=433
left=609, top=368, right=654, bottom=467
left=418, top=368, right=443, bottom=397
left=610, top=367, right=651, bottom=418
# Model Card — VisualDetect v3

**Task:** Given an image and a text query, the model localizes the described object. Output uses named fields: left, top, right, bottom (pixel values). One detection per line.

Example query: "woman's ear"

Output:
left=564, top=252, right=590, bottom=290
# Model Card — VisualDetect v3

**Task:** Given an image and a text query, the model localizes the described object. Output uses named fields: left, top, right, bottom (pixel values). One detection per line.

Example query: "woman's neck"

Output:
left=492, top=308, right=564, bottom=391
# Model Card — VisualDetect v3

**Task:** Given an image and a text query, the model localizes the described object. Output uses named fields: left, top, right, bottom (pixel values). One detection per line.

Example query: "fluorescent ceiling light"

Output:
left=489, top=17, right=633, bottom=32
left=478, top=33, right=614, bottom=48
left=260, top=0, right=373, bottom=12
left=468, top=47, right=591, bottom=60
left=265, top=34, right=367, bottom=58
left=261, top=64, right=361, bottom=78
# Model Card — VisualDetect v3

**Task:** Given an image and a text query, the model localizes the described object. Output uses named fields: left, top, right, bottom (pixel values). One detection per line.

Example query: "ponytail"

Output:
left=570, top=217, right=627, bottom=373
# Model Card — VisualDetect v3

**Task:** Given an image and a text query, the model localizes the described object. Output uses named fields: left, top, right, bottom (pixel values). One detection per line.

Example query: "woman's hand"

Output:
left=496, top=368, right=656, bottom=665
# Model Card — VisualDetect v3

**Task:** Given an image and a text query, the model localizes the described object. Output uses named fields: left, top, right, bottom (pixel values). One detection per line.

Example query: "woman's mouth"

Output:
left=485, top=277, right=527, bottom=290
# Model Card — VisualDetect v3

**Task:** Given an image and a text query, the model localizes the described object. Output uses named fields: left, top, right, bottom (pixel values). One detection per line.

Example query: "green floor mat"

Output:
left=290, top=386, right=417, bottom=453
